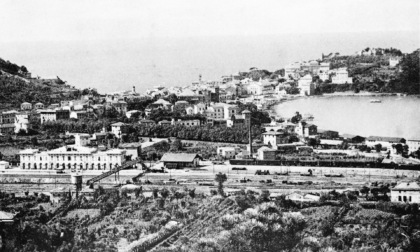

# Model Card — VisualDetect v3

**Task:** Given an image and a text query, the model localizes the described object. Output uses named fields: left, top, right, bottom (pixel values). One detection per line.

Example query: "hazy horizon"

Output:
left=0, top=31, right=418, bottom=93
left=1, top=0, right=419, bottom=93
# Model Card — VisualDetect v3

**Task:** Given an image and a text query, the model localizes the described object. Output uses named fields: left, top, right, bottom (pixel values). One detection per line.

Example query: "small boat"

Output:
left=370, top=99, right=382, bottom=103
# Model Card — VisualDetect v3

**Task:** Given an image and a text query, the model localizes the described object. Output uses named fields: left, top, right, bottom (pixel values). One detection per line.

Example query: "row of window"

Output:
left=22, top=163, right=120, bottom=169
left=398, top=196, right=412, bottom=202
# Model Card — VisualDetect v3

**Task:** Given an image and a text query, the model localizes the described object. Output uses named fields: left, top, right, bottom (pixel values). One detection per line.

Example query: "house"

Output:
left=331, top=68, right=353, bottom=84
left=341, top=134, right=366, bottom=144
left=111, top=122, right=128, bottom=138
left=40, top=109, right=57, bottom=123
left=298, top=74, right=314, bottom=96
left=21, top=102, right=32, bottom=110
left=0, top=211, right=15, bottom=224
left=407, top=139, right=420, bottom=154
left=296, top=122, right=317, bottom=137
left=126, top=110, right=141, bottom=119
left=118, top=142, right=143, bottom=160
left=263, top=131, right=288, bottom=147
left=217, top=147, right=236, bottom=159
left=389, top=57, right=401, bottom=68
left=257, top=146, right=277, bottom=160
left=160, top=153, right=202, bottom=169
left=111, top=100, right=128, bottom=114
left=15, top=113, right=30, bottom=133
left=70, top=111, right=88, bottom=120
left=139, top=119, right=156, bottom=127
left=391, top=181, right=420, bottom=204
left=1, top=110, right=18, bottom=124
left=34, top=102, right=44, bottom=110
left=318, top=130, right=339, bottom=139
left=286, top=193, right=320, bottom=202
left=150, top=99, right=172, bottom=110
left=173, top=119, right=201, bottom=127
left=0, top=160, right=10, bottom=170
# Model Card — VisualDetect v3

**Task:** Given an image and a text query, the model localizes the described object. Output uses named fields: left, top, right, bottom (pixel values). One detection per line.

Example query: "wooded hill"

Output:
left=0, top=58, right=82, bottom=110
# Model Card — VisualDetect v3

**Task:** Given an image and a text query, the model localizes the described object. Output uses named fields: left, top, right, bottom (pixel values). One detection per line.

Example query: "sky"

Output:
left=1, top=0, right=419, bottom=42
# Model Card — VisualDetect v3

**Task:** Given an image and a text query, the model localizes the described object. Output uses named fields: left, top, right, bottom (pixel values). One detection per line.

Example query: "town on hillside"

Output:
left=0, top=47, right=420, bottom=251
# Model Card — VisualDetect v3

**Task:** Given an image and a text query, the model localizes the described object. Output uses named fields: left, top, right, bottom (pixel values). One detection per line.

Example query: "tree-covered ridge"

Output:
left=0, top=58, right=85, bottom=109
left=0, top=57, right=28, bottom=75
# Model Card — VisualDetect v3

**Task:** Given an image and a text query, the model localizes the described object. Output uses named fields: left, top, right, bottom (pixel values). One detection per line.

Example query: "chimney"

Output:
left=132, top=86, right=136, bottom=93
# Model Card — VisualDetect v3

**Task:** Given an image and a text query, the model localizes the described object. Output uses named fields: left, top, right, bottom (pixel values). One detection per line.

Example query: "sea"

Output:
left=0, top=31, right=418, bottom=93
left=273, top=95, right=420, bottom=139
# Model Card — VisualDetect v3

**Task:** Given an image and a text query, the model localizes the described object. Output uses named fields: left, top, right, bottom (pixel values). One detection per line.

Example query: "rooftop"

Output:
left=160, top=153, right=201, bottom=163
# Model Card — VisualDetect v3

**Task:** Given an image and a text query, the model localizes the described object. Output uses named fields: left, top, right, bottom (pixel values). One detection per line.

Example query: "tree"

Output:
left=291, top=111, right=302, bottom=124
left=31, top=137, right=38, bottom=146
left=215, top=173, right=227, bottom=196
left=375, top=143, right=382, bottom=153
left=170, top=138, right=182, bottom=152
left=360, top=186, right=370, bottom=199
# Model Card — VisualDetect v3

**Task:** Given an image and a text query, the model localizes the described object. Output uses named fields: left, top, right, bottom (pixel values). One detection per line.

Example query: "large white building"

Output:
left=19, top=142, right=126, bottom=170
left=391, top=181, right=420, bottom=204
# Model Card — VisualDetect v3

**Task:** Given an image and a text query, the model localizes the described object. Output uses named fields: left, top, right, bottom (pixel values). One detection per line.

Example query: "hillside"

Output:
left=0, top=58, right=82, bottom=110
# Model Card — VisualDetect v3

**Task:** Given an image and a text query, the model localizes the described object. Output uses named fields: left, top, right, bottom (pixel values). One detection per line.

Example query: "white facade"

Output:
left=298, top=74, right=314, bottom=96
left=331, top=68, right=353, bottom=84
left=15, top=113, right=30, bottom=133
left=40, top=110, right=57, bottom=123
left=111, top=123, right=127, bottom=138
left=407, top=140, right=420, bottom=154
left=389, top=57, right=400, bottom=68
left=0, top=161, right=9, bottom=170
left=391, top=181, right=420, bottom=204
left=19, top=146, right=126, bottom=170
left=217, top=147, right=236, bottom=159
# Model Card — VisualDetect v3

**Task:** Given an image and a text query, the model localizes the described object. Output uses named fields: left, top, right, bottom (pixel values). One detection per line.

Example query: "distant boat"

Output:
left=370, top=99, right=382, bottom=103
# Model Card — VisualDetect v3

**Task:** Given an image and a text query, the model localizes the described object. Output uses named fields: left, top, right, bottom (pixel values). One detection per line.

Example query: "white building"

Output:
left=263, top=131, right=288, bottom=146
left=15, top=113, right=30, bottom=134
left=389, top=57, right=400, bottom=68
left=391, top=181, right=420, bottom=204
left=217, top=147, right=236, bottom=159
left=298, top=74, right=314, bottom=96
left=111, top=122, right=128, bottom=138
left=0, top=161, right=9, bottom=170
left=331, top=68, right=353, bottom=84
left=21, top=102, right=32, bottom=111
left=19, top=144, right=126, bottom=170
left=40, top=110, right=57, bottom=123
left=407, top=139, right=420, bottom=154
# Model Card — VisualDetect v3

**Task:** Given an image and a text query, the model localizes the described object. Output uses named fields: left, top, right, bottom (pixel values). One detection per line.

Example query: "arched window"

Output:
left=409, top=196, right=412, bottom=202
left=403, top=196, right=407, bottom=202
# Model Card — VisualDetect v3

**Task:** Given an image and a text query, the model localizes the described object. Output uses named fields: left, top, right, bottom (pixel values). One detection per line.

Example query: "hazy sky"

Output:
left=1, top=0, right=419, bottom=42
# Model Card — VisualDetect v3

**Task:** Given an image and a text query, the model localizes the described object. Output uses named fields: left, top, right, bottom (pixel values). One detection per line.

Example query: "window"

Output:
left=398, top=196, right=401, bottom=201
left=68, top=156, right=71, bottom=161
left=409, top=196, right=412, bottom=202
left=403, top=196, right=407, bottom=202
